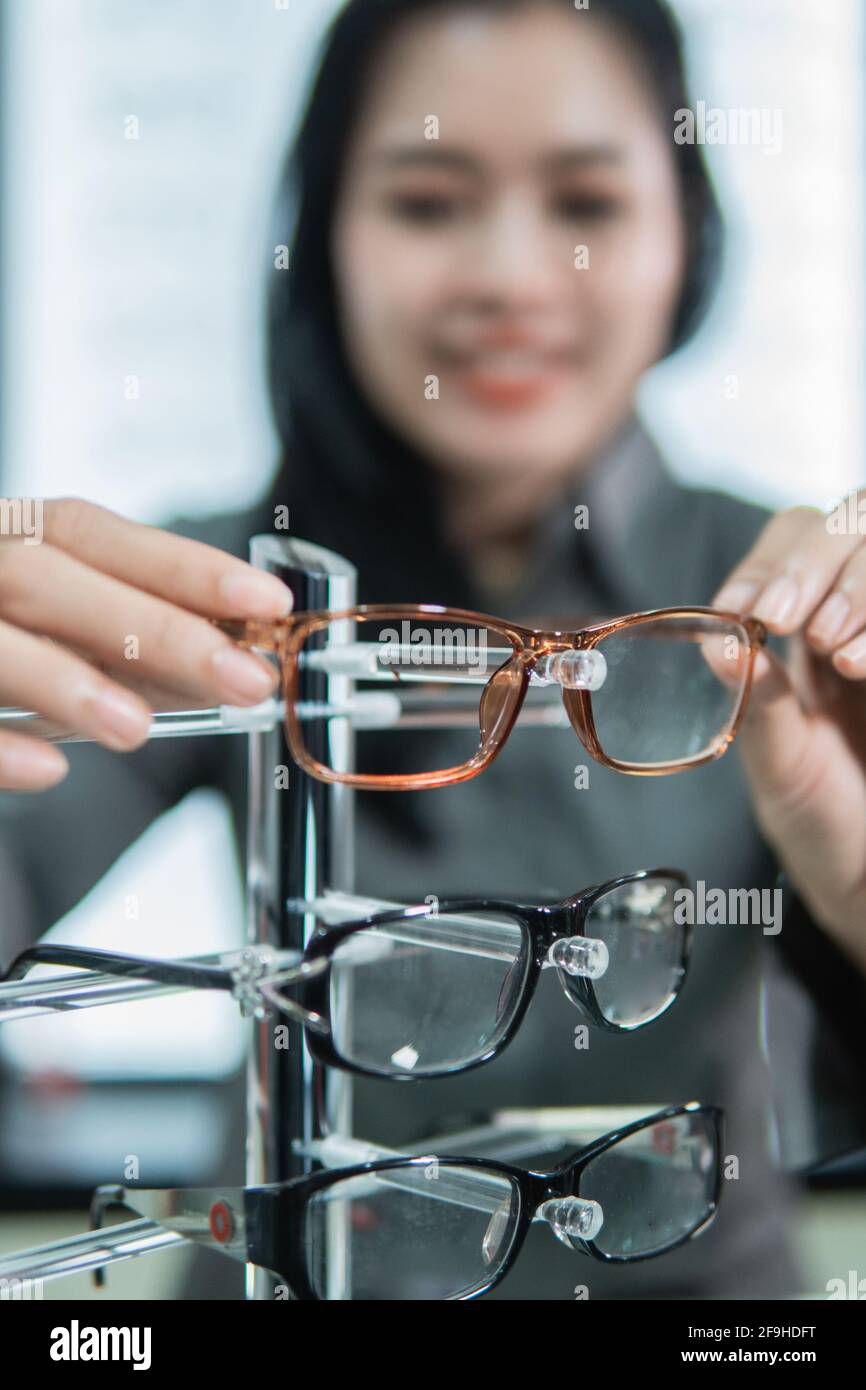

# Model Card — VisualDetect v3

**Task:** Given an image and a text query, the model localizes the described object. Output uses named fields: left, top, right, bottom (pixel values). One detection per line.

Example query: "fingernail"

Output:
left=0, top=741, right=68, bottom=786
left=752, top=576, right=800, bottom=628
left=87, top=689, right=152, bottom=750
left=211, top=645, right=277, bottom=701
left=808, top=591, right=850, bottom=646
left=713, top=581, right=760, bottom=614
left=834, top=632, right=866, bottom=673
left=219, top=571, right=293, bottom=618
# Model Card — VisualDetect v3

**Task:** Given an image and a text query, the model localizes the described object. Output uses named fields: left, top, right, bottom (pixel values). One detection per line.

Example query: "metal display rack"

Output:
left=242, top=536, right=356, bottom=1299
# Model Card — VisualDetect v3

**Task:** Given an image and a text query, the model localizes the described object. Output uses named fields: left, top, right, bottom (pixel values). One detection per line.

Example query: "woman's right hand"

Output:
left=0, top=498, right=293, bottom=791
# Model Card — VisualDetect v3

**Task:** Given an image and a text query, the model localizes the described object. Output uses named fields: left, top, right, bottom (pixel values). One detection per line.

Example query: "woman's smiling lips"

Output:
left=433, top=333, right=580, bottom=410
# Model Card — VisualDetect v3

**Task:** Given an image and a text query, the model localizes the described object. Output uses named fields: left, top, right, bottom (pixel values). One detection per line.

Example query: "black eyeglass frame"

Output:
left=90, top=1102, right=723, bottom=1301
left=298, top=866, right=692, bottom=1079
left=2, top=867, right=692, bottom=1082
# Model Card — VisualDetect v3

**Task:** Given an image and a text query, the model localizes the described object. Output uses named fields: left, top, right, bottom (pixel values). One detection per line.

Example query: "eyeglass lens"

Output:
left=577, top=876, right=686, bottom=1026
left=329, top=910, right=530, bottom=1077
left=578, top=1110, right=717, bottom=1258
left=296, top=616, right=521, bottom=778
left=589, top=616, right=750, bottom=767
left=304, top=1163, right=521, bottom=1300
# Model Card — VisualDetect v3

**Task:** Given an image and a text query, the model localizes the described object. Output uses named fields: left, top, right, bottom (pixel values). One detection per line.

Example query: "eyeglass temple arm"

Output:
left=1, top=944, right=329, bottom=1029
left=89, top=1185, right=128, bottom=1289
left=449, top=1105, right=709, bottom=1171
left=89, top=1182, right=253, bottom=1291
left=3, top=944, right=235, bottom=990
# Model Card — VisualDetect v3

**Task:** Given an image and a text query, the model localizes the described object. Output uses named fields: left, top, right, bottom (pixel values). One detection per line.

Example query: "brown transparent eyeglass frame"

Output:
left=213, top=605, right=767, bottom=792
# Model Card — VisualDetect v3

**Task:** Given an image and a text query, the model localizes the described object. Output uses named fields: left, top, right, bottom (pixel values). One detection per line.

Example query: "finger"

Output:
left=803, top=544, right=866, bottom=671
left=735, top=645, right=866, bottom=960
left=68, top=669, right=252, bottom=715
left=0, top=543, right=279, bottom=707
left=714, top=504, right=862, bottom=636
left=39, top=498, right=293, bottom=619
left=52, top=640, right=225, bottom=713
left=735, top=646, right=816, bottom=813
left=0, top=730, right=69, bottom=791
left=0, top=618, right=152, bottom=750
left=712, top=508, right=818, bottom=614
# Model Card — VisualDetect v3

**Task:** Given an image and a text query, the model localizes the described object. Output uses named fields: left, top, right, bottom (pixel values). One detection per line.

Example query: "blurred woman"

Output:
left=1, top=0, right=865, bottom=1299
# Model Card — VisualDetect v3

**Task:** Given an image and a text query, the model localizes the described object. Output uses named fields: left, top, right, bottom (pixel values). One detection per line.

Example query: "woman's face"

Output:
left=331, top=1, right=686, bottom=489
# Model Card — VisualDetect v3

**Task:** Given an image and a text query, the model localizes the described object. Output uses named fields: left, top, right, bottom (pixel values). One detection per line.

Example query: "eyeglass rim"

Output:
left=555, top=867, right=693, bottom=1032
left=299, top=867, right=693, bottom=1079
left=219, top=602, right=766, bottom=645
left=568, top=610, right=765, bottom=775
left=574, top=1102, right=725, bottom=1265
left=258, top=605, right=766, bottom=788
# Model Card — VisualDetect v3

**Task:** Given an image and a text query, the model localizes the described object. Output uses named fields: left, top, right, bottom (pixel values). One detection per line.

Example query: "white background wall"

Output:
left=1, top=0, right=340, bottom=520
left=645, top=0, right=865, bottom=510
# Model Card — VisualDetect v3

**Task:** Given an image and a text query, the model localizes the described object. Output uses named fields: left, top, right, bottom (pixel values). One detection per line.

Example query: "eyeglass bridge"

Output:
left=547, top=935, right=609, bottom=980
left=530, top=647, right=607, bottom=692
left=538, top=1196, right=604, bottom=1249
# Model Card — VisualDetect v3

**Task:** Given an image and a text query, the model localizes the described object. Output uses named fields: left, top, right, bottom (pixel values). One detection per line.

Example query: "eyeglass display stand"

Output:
left=244, top=535, right=357, bottom=1300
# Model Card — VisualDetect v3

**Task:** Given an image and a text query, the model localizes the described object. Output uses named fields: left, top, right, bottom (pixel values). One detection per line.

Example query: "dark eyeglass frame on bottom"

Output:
left=89, top=1102, right=723, bottom=1301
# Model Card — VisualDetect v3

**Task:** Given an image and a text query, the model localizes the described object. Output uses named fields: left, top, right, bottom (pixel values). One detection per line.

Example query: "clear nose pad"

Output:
left=538, top=1196, right=604, bottom=1251
left=531, top=648, right=607, bottom=692
left=482, top=1198, right=514, bottom=1267
left=547, top=935, right=609, bottom=980
left=494, top=956, right=526, bottom=1026
left=478, top=657, right=525, bottom=748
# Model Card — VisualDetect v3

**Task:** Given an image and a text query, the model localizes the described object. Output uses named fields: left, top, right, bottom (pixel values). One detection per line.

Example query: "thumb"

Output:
left=735, top=647, right=814, bottom=811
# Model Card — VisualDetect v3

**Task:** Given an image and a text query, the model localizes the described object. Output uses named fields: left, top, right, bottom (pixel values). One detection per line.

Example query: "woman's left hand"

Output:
left=714, top=492, right=866, bottom=975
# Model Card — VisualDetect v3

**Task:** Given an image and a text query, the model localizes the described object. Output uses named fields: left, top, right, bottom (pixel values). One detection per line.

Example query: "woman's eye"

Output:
left=552, top=194, right=622, bottom=221
left=386, top=193, right=462, bottom=224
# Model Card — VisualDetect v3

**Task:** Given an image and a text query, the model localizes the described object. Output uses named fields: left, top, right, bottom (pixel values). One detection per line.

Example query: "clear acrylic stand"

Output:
left=242, top=535, right=356, bottom=1299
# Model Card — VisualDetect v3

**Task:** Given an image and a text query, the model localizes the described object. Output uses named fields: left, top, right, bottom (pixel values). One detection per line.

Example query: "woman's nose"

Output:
left=457, top=198, right=573, bottom=303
